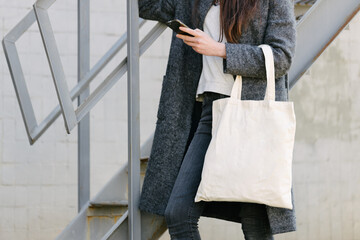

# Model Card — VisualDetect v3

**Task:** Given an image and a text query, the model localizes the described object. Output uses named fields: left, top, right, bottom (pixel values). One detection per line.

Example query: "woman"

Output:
left=138, top=0, right=297, bottom=238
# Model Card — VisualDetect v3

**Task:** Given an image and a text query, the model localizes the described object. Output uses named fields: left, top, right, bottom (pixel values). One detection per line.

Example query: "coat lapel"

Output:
left=196, top=0, right=215, bottom=29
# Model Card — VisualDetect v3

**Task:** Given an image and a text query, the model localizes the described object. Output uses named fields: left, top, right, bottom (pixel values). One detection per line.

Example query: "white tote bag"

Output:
left=194, top=44, right=296, bottom=209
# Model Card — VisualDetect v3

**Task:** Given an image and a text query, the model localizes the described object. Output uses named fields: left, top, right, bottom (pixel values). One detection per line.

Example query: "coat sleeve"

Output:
left=138, top=0, right=176, bottom=23
left=222, top=0, right=296, bottom=79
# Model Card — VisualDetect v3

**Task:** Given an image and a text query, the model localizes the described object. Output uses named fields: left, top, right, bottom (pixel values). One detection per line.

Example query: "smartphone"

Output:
left=166, top=19, right=194, bottom=37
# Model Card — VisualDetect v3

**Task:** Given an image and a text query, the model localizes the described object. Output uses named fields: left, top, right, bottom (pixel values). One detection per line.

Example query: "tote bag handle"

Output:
left=230, top=44, right=276, bottom=101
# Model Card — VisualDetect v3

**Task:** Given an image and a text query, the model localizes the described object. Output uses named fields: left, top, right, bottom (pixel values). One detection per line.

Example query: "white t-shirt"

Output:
left=195, top=3, right=235, bottom=102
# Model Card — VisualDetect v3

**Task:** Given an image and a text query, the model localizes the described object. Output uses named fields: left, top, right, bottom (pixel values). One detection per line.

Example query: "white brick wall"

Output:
left=1, top=1, right=360, bottom=239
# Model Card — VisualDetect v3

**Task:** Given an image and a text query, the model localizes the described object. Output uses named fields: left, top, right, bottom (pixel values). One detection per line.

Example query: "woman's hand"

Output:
left=176, top=26, right=226, bottom=59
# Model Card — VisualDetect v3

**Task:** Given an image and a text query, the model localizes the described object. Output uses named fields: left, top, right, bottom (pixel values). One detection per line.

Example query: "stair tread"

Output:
left=89, top=200, right=128, bottom=207
left=140, top=157, right=149, bottom=162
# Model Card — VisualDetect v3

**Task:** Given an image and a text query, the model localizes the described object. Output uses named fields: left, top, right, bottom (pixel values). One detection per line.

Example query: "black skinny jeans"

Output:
left=164, top=91, right=274, bottom=240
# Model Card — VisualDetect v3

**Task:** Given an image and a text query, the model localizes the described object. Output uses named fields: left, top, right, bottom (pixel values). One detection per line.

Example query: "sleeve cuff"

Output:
left=223, top=42, right=229, bottom=74
left=222, top=42, right=240, bottom=75
left=223, top=43, right=238, bottom=80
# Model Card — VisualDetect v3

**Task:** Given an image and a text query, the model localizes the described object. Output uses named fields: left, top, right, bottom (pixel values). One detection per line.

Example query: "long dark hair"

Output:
left=192, top=0, right=258, bottom=43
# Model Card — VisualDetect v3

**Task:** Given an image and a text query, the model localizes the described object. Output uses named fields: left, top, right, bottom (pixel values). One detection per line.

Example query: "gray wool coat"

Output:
left=138, top=0, right=297, bottom=235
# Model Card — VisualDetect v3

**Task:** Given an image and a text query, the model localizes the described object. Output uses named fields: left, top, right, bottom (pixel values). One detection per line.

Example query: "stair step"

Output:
left=86, top=203, right=128, bottom=240
left=140, top=157, right=149, bottom=162
left=126, top=157, right=149, bottom=175
left=89, top=200, right=128, bottom=207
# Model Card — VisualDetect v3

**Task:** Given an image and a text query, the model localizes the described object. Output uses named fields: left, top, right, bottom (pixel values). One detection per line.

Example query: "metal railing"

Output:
left=2, top=0, right=168, bottom=239
left=2, top=8, right=157, bottom=144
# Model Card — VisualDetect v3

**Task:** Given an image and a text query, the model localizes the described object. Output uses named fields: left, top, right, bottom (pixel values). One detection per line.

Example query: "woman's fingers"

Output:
left=179, top=26, right=198, bottom=36
left=174, top=27, right=209, bottom=55
left=176, top=27, right=205, bottom=44
left=183, top=40, right=197, bottom=47
left=176, top=33, right=198, bottom=43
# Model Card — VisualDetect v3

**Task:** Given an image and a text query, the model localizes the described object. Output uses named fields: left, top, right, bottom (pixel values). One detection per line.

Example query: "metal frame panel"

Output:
left=34, top=0, right=160, bottom=136
left=2, top=13, right=38, bottom=140
left=33, top=19, right=145, bottom=143
left=33, top=0, right=147, bottom=136
left=2, top=7, right=146, bottom=144
left=33, top=0, right=152, bottom=134
left=2, top=10, right=46, bottom=144
left=33, top=1, right=77, bottom=132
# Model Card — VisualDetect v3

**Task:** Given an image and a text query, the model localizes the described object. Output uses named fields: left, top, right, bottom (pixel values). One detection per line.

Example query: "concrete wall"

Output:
left=0, top=0, right=359, bottom=239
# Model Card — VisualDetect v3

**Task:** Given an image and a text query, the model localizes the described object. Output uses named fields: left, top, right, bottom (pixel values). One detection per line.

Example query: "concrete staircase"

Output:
left=55, top=135, right=168, bottom=240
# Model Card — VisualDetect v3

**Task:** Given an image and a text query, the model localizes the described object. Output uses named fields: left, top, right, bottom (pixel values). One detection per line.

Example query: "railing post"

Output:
left=127, top=0, right=142, bottom=238
left=77, top=0, right=90, bottom=212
